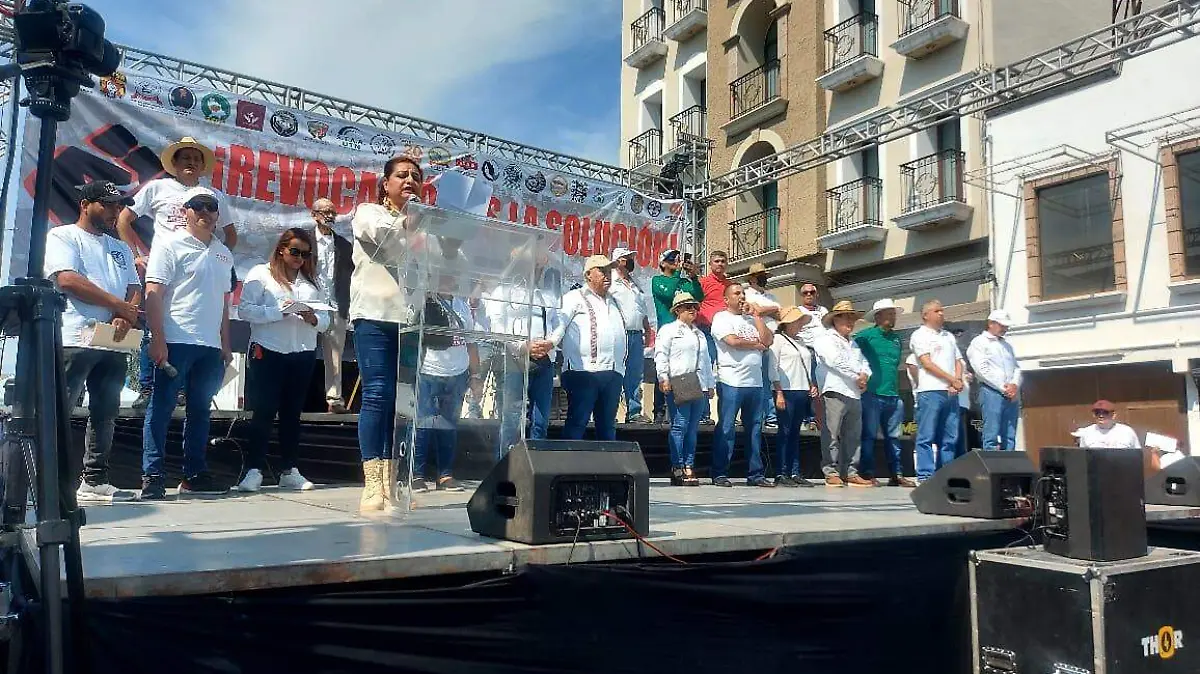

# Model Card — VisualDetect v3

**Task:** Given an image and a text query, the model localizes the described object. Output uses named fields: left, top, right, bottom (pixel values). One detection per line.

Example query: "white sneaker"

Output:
left=236, top=468, right=264, bottom=492
left=277, top=468, right=314, bottom=491
left=76, top=482, right=136, bottom=503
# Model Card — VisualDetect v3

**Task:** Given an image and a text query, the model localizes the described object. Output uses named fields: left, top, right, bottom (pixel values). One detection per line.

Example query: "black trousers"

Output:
left=245, top=343, right=317, bottom=474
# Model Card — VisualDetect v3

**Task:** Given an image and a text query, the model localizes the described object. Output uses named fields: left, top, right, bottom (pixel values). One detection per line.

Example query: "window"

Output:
left=862, top=146, right=879, bottom=178
left=1034, top=173, right=1117, bottom=299
left=936, top=119, right=960, bottom=153
left=1163, top=139, right=1200, bottom=281
left=1177, top=151, right=1200, bottom=276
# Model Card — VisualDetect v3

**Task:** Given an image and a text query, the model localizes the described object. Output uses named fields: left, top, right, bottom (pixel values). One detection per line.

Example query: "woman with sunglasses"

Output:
left=235, top=228, right=329, bottom=492
left=653, top=291, right=714, bottom=486
left=350, top=156, right=424, bottom=511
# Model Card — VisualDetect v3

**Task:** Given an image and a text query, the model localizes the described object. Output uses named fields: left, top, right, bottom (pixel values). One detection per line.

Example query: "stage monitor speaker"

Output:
left=1146, top=456, right=1200, bottom=506
left=1040, top=446, right=1146, bottom=562
left=467, top=439, right=650, bottom=545
left=911, top=450, right=1038, bottom=519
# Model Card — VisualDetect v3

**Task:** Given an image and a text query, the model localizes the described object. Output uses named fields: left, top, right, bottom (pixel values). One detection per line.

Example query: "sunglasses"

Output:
left=286, top=247, right=312, bottom=259
left=1092, top=410, right=1112, bottom=418
left=186, top=199, right=219, bottom=213
left=802, top=290, right=818, bottom=295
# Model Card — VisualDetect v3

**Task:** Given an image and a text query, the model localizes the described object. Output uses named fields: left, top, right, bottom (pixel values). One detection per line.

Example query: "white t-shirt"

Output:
left=710, top=310, right=764, bottom=388
left=44, top=225, right=139, bottom=348
left=145, top=230, right=234, bottom=349
left=129, top=178, right=233, bottom=246
left=421, top=297, right=473, bottom=377
left=798, top=304, right=828, bottom=347
left=910, top=325, right=964, bottom=393
left=1076, top=423, right=1141, bottom=449
left=743, top=286, right=781, bottom=331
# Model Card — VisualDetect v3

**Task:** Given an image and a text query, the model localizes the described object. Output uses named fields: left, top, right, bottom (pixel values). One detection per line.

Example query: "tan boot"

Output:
left=359, top=459, right=384, bottom=512
left=379, top=459, right=395, bottom=509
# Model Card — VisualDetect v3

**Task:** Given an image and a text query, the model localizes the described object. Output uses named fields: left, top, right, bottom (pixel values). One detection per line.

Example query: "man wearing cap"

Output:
left=710, top=284, right=774, bottom=487
left=744, top=262, right=782, bottom=429
left=909, top=300, right=966, bottom=482
left=117, top=137, right=239, bottom=408
left=854, top=299, right=915, bottom=487
left=1075, top=400, right=1141, bottom=449
left=535, top=255, right=627, bottom=440
left=140, top=185, right=236, bottom=499
left=609, top=246, right=657, bottom=424
left=814, top=301, right=874, bottom=487
left=967, top=310, right=1022, bottom=451
left=651, top=249, right=702, bottom=423
left=44, top=182, right=142, bottom=502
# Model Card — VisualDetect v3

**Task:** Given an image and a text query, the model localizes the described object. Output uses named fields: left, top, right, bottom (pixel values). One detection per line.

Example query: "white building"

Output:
left=986, top=32, right=1200, bottom=454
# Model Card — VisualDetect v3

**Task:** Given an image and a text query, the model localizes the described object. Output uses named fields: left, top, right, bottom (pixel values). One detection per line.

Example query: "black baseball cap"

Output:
left=77, top=181, right=134, bottom=206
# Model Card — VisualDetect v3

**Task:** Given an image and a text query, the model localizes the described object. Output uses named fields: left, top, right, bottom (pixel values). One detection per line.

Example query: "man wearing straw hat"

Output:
left=117, top=137, right=239, bottom=408
left=855, top=299, right=916, bottom=487
left=813, top=301, right=874, bottom=487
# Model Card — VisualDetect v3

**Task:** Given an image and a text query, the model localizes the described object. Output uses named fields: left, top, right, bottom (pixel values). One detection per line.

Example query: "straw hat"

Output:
left=584, top=254, right=613, bottom=273
left=748, top=262, right=768, bottom=276
left=778, top=305, right=812, bottom=327
left=671, top=291, right=700, bottom=313
left=822, top=300, right=864, bottom=328
left=160, top=137, right=216, bottom=177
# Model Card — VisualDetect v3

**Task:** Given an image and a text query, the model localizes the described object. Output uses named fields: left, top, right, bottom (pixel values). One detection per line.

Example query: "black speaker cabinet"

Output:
left=911, top=450, right=1038, bottom=519
left=467, top=439, right=650, bottom=545
left=1040, top=446, right=1147, bottom=562
left=1146, top=456, right=1200, bottom=506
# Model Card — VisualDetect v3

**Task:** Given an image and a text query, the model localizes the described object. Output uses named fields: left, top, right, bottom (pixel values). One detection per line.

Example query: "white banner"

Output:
left=12, top=71, right=690, bottom=291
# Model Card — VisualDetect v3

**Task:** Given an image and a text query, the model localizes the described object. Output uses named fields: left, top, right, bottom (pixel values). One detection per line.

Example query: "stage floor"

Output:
left=21, top=481, right=1200, bottom=599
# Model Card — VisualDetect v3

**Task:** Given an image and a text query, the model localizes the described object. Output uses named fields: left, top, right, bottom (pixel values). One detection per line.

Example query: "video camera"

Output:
left=10, top=0, right=119, bottom=119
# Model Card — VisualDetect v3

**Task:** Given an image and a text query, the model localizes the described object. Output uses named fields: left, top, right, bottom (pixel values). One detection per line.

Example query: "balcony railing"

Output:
left=730, top=59, right=781, bottom=119
left=899, top=150, right=965, bottom=213
left=628, top=128, right=663, bottom=168
left=631, top=7, right=666, bottom=53
left=730, top=208, right=783, bottom=262
left=669, top=105, right=707, bottom=150
left=824, top=12, right=879, bottom=72
left=671, top=0, right=707, bottom=22
left=825, top=177, right=883, bottom=235
left=899, top=0, right=960, bottom=37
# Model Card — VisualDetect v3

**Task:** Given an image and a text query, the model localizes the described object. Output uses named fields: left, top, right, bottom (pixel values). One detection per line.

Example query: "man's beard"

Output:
left=90, top=214, right=115, bottom=235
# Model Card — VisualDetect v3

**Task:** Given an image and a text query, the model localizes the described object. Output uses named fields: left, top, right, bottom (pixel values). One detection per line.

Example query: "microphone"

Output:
left=158, top=362, right=178, bottom=378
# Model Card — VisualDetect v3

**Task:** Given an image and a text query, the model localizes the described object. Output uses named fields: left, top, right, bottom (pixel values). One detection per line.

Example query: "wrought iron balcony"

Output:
left=626, top=7, right=668, bottom=68
left=895, top=150, right=973, bottom=230
left=730, top=208, right=785, bottom=265
left=665, top=0, right=708, bottom=41
left=893, top=0, right=969, bottom=58
left=724, top=59, right=786, bottom=136
left=818, top=13, right=883, bottom=92
left=820, top=177, right=886, bottom=249
left=669, top=105, right=708, bottom=151
left=628, top=128, right=663, bottom=169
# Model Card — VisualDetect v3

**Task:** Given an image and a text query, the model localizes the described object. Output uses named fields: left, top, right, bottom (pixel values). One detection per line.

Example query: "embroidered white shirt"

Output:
left=549, top=286, right=627, bottom=375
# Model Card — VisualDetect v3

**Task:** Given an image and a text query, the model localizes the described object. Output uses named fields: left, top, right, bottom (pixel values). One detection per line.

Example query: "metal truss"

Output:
left=695, top=0, right=1200, bottom=206
left=963, top=145, right=1116, bottom=199
left=1105, top=104, right=1200, bottom=162
left=0, top=14, right=662, bottom=194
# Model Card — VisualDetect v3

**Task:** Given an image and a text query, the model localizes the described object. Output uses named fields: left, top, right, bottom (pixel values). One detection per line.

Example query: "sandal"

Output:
left=682, top=466, right=700, bottom=487
left=670, top=467, right=686, bottom=486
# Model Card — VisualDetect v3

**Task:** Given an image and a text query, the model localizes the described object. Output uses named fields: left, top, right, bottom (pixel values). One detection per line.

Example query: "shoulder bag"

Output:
left=669, top=326, right=706, bottom=403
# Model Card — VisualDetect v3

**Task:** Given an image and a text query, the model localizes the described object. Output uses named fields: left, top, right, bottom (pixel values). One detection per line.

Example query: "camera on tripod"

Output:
left=10, top=0, right=119, bottom=119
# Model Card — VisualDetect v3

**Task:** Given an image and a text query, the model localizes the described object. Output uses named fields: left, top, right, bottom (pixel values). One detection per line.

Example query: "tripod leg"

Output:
left=29, top=313, right=65, bottom=674
left=52, top=330, right=87, bottom=672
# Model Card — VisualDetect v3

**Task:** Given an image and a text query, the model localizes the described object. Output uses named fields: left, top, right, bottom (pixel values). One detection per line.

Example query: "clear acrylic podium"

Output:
left=376, top=200, right=562, bottom=515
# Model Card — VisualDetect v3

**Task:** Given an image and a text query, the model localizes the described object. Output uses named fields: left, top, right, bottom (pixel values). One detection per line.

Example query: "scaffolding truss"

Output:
left=964, top=145, right=1116, bottom=199
left=694, top=0, right=1200, bottom=206
left=1105, top=104, right=1200, bottom=162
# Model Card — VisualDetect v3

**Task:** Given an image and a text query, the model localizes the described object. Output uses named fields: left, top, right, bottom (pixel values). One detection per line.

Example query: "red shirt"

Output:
left=698, top=273, right=733, bottom=328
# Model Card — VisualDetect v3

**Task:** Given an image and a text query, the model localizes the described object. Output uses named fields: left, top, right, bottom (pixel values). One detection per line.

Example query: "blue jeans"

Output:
left=915, top=390, right=960, bottom=480
left=137, top=328, right=154, bottom=391
left=775, top=389, right=812, bottom=478
left=860, top=392, right=904, bottom=478
left=353, top=319, right=399, bottom=462
left=414, top=371, right=468, bottom=479
left=760, top=358, right=777, bottom=424
left=666, top=391, right=705, bottom=468
left=622, top=331, right=645, bottom=420
left=713, top=383, right=765, bottom=480
left=978, top=385, right=1020, bottom=450
left=561, top=370, right=622, bottom=440
left=497, top=357, right=555, bottom=457
left=142, top=343, right=225, bottom=478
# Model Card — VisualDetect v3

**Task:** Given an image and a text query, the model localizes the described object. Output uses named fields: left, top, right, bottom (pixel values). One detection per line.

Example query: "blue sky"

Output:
left=84, top=0, right=624, bottom=164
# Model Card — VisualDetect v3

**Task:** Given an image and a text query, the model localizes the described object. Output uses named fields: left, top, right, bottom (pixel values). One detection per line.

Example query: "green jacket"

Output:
left=651, top=271, right=703, bottom=328
left=854, top=325, right=903, bottom=397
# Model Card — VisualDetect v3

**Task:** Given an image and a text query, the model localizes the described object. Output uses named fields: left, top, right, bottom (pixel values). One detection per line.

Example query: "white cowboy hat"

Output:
left=864, top=298, right=904, bottom=322
left=159, top=137, right=216, bottom=177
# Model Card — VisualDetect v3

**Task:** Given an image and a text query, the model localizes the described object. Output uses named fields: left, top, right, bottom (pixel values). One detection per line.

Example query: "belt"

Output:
left=626, top=329, right=642, bottom=335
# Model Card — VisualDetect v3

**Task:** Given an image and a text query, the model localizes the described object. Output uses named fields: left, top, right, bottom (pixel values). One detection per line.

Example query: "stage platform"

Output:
left=22, top=481, right=1200, bottom=600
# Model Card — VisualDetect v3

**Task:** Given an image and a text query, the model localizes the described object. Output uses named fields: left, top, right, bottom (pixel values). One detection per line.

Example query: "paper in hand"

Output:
left=282, top=301, right=334, bottom=315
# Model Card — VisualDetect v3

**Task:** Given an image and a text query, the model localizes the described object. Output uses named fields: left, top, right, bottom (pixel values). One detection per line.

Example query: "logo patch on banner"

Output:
left=169, top=86, right=195, bottom=112
left=502, top=165, right=523, bottom=190
left=236, top=101, right=266, bottom=131
left=99, top=72, right=126, bottom=99
left=428, top=147, right=452, bottom=171
left=270, top=111, right=298, bottom=137
left=630, top=194, right=645, bottom=214
left=402, top=144, right=424, bottom=160
left=480, top=160, right=498, bottom=182
left=455, top=155, right=479, bottom=172
left=337, top=126, right=366, bottom=151
left=525, top=171, right=547, bottom=194
left=201, top=93, right=231, bottom=123
left=131, top=81, right=163, bottom=107
left=307, top=120, right=329, bottom=141
left=550, top=175, right=569, bottom=197
left=646, top=200, right=662, bottom=217
left=370, top=134, right=395, bottom=156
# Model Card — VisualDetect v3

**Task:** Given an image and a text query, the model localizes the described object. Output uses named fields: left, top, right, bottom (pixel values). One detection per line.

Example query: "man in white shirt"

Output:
left=309, top=197, right=355, bottom=414
left=140, top=185, right=235, bottom=500
left=797, top=282, right=827, bottom=431
left=967, top=310, right=1022, bottom=451
left=709, top=284, right=774, bottom=487
left=609, top=247, right=656, bottom=424
left=744, top=263, right=782, bottom=430
left=909, top=300, right=966, bottom=482
left=1075, top=400, right=1142, bottom=449
left=814, top=301, right=873, bottom=487
left=537, top=255, right=627, bottom=440
left=117, top=137, right=238, bottom=408
left=45, top=182, right=142, bottom=502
